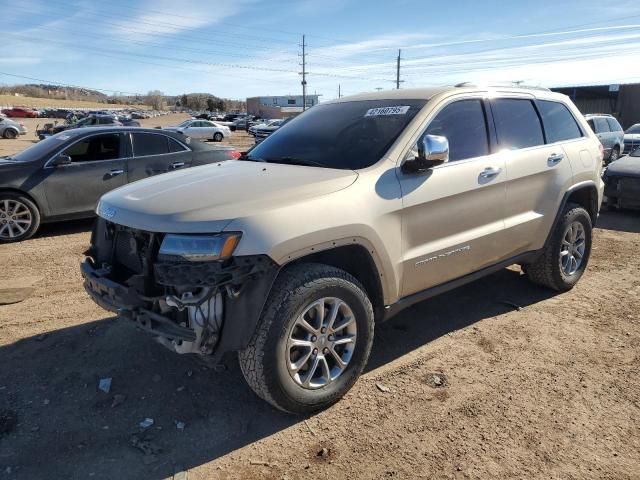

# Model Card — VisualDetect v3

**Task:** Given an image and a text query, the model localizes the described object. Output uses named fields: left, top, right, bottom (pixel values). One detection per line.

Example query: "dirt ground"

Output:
left=0, top=133, right=639, bottom=479
left=0, top=114, right=255, bottom=158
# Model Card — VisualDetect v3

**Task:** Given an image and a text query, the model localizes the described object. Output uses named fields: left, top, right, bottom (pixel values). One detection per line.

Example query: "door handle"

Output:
left=170, top=162, right=185, bottom=169
left=547, top=153, right=564, bottom=165
left=479, top=167, right=502, bottom=179
left=107, top=169, right=124, bottom=177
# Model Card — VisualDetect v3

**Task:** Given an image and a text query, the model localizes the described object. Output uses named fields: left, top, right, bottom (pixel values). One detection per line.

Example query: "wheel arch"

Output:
left=0, top=188, right=43, bottom=215
left=543, top=181, right=599, bottom=250
left=281, top=243, right=386, bottom=322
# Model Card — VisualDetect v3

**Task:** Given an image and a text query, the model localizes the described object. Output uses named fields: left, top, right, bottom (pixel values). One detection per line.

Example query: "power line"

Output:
left=0, top=71, right=145, bottom=96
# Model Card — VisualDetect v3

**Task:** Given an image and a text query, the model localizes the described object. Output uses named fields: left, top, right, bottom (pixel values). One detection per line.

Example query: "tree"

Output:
left=206, top=98, right=216, bottom=112
left=145, top=90, right=165, bottom=110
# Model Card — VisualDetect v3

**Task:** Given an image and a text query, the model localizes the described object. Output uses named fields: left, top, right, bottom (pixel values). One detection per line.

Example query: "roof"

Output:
left=51, top=127, right=233, bottom=151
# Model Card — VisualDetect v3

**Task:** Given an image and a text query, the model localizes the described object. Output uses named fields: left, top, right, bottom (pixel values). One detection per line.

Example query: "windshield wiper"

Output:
left=265, top=157, right=324, bottom=168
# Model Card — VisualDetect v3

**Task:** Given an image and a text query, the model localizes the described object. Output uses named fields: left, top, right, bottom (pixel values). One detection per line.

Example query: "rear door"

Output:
left=43, top=133, right=127, bottom=217
left=591, top=117, right=613, bottom=155
left=495, top=97, right=575, bottom=255
left=126, top=132, right=192, bottom=182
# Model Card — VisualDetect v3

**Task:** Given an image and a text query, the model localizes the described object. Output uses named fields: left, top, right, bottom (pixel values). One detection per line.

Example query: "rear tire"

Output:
left=525, top=203, right=592, bottom=291
left=213, top=132, right=223, bottom=142
left=0, top=193, right=41, bottom=243
left=3, top=129, right=17, bottom=139
left=609, top=146, right=620, bottom=163
left=238, top=263, right=374, bottom=414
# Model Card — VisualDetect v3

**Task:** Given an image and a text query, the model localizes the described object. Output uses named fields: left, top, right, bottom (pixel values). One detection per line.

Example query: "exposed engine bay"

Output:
left=81, top=218, right=278, bottom=359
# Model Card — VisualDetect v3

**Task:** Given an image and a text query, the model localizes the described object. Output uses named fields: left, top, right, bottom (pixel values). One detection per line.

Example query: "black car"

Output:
left=36, top=114, right=141, bottom=140
left=603, top=147, right=640, bottom=210
left=0, top=127, right=240, bottom=242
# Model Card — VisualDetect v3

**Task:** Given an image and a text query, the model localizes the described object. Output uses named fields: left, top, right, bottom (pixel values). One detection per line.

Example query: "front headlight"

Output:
left=158, top=233, right=241, bottom=262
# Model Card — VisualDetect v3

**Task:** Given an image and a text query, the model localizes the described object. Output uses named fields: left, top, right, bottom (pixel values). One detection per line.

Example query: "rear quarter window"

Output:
left=537, top=100, right=583, bottom=143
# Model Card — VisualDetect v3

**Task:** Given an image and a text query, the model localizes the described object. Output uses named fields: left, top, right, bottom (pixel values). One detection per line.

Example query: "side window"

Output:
left=587, top=119, right=595, bottom=131
left=132, top=133, right=170, bottom=157
left=537, top=100, right=583, bottom=143
left=424, top=99, right=489, bottom=161
left=491, top=99, right=544, bottom=149
left=593, top=118, right=610, bottom=133
left=606, top=117, right=622, bottom=132
left=63, top=134, right=121, bottom=162
left=168, top=137, right=188, bottom=153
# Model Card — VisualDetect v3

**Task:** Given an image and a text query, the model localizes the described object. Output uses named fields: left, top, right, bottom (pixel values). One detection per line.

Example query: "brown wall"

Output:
left=553, top=84, right=640, bottom=129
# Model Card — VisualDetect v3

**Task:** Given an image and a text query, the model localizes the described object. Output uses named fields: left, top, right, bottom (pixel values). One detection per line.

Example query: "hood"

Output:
left=98, top=160, right=358, bottom=233
left=606, top=155, right=640, bottom=178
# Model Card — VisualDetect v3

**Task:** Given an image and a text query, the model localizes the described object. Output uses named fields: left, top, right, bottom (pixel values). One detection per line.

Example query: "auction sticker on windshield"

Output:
left=365, top=106, right=410, bottom=117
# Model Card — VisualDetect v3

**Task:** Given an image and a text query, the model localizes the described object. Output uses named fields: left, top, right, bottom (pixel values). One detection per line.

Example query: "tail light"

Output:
left=229, top=150, right=241, bottom=159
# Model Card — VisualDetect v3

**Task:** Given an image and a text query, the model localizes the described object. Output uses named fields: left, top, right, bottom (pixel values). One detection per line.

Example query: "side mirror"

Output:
left=52, top=154, right=72, bottom=166
left=402, top=134, right=449, bottom=173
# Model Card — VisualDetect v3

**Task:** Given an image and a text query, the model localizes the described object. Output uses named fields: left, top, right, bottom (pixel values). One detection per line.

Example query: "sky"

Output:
left=2, top=0, right=640, bottom=102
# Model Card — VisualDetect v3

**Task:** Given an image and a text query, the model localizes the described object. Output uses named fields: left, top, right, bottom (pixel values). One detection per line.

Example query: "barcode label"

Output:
left=364, top=106, right=410, bottom=117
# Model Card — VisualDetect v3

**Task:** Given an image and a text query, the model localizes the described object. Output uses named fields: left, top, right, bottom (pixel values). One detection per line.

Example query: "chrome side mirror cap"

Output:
left=402, top=134, right=449, bottom=173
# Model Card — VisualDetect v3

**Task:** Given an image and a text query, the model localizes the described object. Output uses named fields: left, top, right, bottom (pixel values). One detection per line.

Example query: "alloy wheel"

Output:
left=0, top=199, right=33, bottom=240
left=286, top=297, right=357, bottom=389
left=560, top=221, right=586, bottom=276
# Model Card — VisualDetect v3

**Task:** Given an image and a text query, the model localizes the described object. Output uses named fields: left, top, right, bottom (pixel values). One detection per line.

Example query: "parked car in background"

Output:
left=585, top=114, right=624, bottom=163
left=623, top=123, right=640, bottom=154
left=253, top=118, right=291, bottom=144
left=164, top=119, right=230, bottom=141
left=0, top=127, right=241, bottom=242
left=82, top=85, right=603, bottom=414
left=36, top=114, right=141, bottom=139
left=1, top=107, right=38, bottom=118
left=0, top=117, right=27, bottom=139
left=603, top=147, right=640, bottom=210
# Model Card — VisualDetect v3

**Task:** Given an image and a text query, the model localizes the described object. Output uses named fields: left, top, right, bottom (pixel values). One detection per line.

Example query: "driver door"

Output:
left=44, top=133, right=127, bottom=217
left=397, top=97, right=507, bottom=296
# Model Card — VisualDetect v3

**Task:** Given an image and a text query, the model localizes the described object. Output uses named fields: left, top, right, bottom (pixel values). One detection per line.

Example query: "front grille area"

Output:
left=114, top=230, right=144, bottom=274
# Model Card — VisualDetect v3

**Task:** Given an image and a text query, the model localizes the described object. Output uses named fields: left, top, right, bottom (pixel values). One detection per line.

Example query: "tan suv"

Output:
left=82, top=85, right=604, bottom=414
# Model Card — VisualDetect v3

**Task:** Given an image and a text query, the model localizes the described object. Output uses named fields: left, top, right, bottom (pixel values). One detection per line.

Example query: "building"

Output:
left=246, top=95, right=320, bottom=119
left=551, top=83, right=640, bottom=129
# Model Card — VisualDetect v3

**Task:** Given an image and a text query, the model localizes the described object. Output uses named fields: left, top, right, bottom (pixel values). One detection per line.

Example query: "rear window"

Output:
left=537, top=100, right=583, bottom=143
left=491, top=99, right=544, bottom=149
left=606, top=117, right=622, bottom=132
left=626, top=124, right=640, bottom=134
left=132, top=133, right=170, bottom=156
left=246, top=99, right=427, bottom=170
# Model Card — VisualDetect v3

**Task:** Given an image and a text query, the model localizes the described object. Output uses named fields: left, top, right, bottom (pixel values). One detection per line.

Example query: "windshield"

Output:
left=177, top=120, right=192, bottom=127
left=246, top=99, right=426, bottom=170
left=7, top=131, right=73, bottom=162
left=626, top=124, right=640, bottom=134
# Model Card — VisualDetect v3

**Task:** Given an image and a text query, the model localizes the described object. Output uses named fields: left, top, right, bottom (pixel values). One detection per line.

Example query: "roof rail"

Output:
left=584, top=113, right=614, bottom=117
left=454, top=82, right=551, bottom=92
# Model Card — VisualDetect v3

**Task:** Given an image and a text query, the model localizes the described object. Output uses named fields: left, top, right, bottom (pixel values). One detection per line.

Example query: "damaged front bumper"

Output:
left=81, top=221, right=279, bottom=359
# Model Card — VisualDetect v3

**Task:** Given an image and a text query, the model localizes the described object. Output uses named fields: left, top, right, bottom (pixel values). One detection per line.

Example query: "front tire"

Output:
left=525, top=203, right=592, bottom=291
left=0, top=193, right=41, bottom=243
left=239, top=263, right=374, bottom=414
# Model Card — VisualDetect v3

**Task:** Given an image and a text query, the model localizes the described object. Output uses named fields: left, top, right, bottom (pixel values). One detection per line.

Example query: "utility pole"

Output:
left=300, top=34, right=308, bottom=111
left=338, top=84, right=341, bottom=98
left=396, top=49, right=401, bottom=89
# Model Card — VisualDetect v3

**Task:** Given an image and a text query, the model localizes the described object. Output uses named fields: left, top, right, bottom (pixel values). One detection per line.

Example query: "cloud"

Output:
left=107, top=0, right=254, bottom=42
